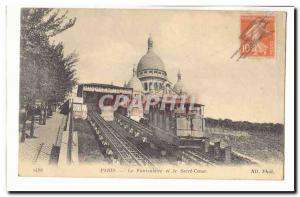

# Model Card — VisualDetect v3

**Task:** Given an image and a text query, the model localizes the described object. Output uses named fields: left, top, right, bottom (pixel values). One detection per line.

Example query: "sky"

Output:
left=53, top=9, right=286, bottom=123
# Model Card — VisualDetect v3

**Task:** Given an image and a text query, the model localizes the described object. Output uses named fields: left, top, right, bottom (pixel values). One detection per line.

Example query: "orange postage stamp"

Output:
left=240, top=15, right=275, bottom=58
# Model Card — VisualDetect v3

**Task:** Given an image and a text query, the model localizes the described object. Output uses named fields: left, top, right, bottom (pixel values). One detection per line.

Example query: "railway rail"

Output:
left=115, top=113, right=216, bottom=166
left=114, top=113, right=153, bottom=137
left=88, top=111, right=154, bottom=166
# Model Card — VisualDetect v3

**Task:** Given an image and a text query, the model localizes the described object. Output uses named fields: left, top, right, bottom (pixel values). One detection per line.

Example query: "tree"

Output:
left=205, top=117, right=284, bottom=134
left=20, top=8, right=77, bottom=141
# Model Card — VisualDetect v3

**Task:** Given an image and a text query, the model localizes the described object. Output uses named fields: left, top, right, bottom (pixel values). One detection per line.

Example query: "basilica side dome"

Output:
left=173, top=70, right=187, bottom=95
left=127, top=67, right=143, bottom=92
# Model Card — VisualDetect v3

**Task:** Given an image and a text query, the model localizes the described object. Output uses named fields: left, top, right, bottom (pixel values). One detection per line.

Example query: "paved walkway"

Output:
left=19, top=112, right=66, bottom=164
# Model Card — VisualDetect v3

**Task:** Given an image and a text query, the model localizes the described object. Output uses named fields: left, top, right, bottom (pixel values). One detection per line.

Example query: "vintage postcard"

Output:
left=6, top=6, right=295, bottom=191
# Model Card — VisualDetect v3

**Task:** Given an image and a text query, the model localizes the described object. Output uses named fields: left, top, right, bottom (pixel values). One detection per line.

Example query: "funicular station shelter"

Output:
left=77, top=83, right=132, bottom=120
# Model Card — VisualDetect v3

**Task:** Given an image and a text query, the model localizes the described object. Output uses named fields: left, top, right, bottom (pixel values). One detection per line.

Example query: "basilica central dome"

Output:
left=136, top=35, right=168, bottom=93
left=137, top=36, right=165, bottom=73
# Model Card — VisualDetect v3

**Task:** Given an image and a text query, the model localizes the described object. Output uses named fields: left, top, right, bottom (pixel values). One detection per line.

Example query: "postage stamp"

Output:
left=240, top=15, right=275, bottom=58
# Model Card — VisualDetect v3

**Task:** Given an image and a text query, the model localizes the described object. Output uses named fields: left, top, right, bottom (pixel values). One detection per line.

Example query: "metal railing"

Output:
left=58, top=99, right=78, bottom=166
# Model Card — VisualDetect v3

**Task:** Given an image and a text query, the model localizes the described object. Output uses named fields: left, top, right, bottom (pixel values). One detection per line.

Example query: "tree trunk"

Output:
left=20, top=113, right=27, bottom=142
left=20, top=106, right=28, bottom=142
left=30, top=114, right=34, bottom=138
left=48, top=104, right=52, bottom=117
left=43, top=105, right=47, bottom=125
left=39, top=106, right=43, bottom=125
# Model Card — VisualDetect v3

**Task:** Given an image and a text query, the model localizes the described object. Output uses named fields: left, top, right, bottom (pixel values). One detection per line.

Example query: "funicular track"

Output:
left=114, top=113, right=153, bottom=137
left=88, top=111, right=154, bottom=166
left=115, top=113, right=216, bottom=166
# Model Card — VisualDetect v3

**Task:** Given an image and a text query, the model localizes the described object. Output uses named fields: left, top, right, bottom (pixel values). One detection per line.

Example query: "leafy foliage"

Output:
left=20, top=8, right=77, bottom=105
left=205, top=117, right=284, bottom=134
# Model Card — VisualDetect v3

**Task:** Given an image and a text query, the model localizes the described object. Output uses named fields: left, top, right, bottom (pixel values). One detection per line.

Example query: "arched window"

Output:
left=144, top=83, right=148, bottom=91
left=165, top=84, right=171, bottom=94
left=154, top=82, right=158, bottom=90
left=149, top=82, right=153, bottom=90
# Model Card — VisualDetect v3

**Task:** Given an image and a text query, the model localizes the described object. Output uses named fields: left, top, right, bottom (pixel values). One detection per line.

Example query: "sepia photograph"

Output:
left=16, top=8, right=287, bottom=179
left=4, top=4, right=296, bottom=192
